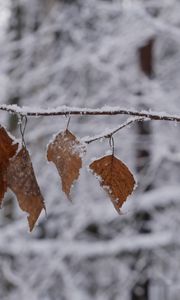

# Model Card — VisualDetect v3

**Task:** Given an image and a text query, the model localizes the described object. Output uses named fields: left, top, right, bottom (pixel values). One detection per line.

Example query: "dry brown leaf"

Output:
left=47, top=129, right=86, bottom=199
left=0, top=170, right=6, bottom=204
left=6, top=147, right=45, bottom=231
left=89, top=155, right=136, bottom=213
left=0, top=126, right=18, bottom=204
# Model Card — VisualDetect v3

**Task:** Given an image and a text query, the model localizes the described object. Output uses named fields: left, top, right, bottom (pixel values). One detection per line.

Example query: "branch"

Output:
left=1, top=104, right=180, bottom=122
left=0, top=232, right=173, bottom=257
left=83, top=117, right=146, bottom=143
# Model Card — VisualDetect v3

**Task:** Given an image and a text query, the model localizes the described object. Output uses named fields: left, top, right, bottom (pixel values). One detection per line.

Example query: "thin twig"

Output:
left=0, top=104, right=180, bottom=122
left=83, top=117, right=147, bottom=143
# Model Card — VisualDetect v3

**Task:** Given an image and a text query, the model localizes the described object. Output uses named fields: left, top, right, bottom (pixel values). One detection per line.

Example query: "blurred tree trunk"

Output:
left=8, top=1, right=24, bottom=131
left=4, top=0, right=56, bottom=224
left=4, top=0, right=54, bottom=224
left=131, top=37, right=155, bottom=300
left=2, top=1, right=24, bottom=223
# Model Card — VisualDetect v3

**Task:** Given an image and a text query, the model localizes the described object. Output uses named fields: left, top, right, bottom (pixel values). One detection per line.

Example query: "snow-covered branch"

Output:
left=0, top=232, right=173, bottom=257
left=83, top=117, right=146, bottom=143
left=1, top=104, right=180, bottom=123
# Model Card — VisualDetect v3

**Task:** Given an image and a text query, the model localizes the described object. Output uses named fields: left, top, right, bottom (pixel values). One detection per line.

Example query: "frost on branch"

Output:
left=0, top=126, right=18, bottom=204
left=47, top=129, right=86, bottom=199
left=6, top=147, right=45, bottom=231
left=89, top=155, right=136, bottom=213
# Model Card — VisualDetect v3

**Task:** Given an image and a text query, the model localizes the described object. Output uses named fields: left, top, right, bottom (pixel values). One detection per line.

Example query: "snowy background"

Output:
left=1, top=1, right=180, bottom=299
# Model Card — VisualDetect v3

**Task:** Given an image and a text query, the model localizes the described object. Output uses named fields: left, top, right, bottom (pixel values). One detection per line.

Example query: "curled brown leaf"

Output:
left=6, top=147, right=45, bottom=231
left=89, top=155, right=136, bottom=213
left=0, top=126, right=18, bottom=204
left=47, top=129, right=86, bottom=199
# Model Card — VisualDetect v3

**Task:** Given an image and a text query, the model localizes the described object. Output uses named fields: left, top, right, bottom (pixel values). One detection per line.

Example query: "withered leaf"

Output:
left=6, top=147, right=45, bottom=231
left=0, top=171, right=5, bottom=203
left=47, top=129, right=86, bottom=199
left=0, top=126, right=18, bottom=204
left=89, top=155, right=136, bottom=213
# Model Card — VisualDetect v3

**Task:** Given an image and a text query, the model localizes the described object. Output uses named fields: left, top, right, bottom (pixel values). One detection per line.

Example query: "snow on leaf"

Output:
left=0, top=126, right=18, bottom=204
left=6, top=147, right=45, bottom=231
left=89, top=155, right=136, bottom=213
left=47, top=129, right=86, bottom=199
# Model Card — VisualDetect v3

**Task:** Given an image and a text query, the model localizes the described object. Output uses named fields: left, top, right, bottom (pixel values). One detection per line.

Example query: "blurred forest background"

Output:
left=1, top=0, right=180, bottom=299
